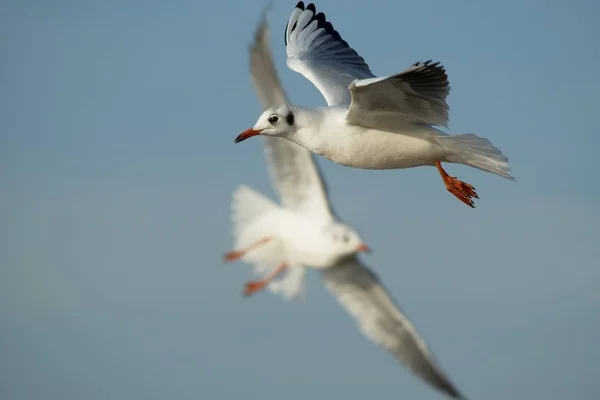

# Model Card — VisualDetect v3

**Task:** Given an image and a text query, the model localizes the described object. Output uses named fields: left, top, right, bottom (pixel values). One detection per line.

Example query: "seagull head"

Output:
left=325, top=222, right=371, bottom=259
left=235, top=105, right=297, bottom=143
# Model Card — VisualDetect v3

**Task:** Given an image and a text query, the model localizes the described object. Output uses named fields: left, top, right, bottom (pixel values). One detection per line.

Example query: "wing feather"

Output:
left=347, top=61, right=451, bottom=128
left=284, top=2, right=374, bottom=106
left=321, top=257, right=465, bottom=399
left=249, top=7, right=334, bottom=223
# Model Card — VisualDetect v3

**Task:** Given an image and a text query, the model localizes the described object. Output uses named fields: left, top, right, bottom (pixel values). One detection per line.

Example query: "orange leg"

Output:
left=243, top=263, right=288, bottom=297
left=223, top=237, right=272, bottom=262
left=434, top=161, right=479, bottom=208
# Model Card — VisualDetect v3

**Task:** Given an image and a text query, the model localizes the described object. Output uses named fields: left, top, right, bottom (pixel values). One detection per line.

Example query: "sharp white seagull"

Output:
left=224, top=11, right=466, bottom=400
left=234, top=1, right=514, bottom=208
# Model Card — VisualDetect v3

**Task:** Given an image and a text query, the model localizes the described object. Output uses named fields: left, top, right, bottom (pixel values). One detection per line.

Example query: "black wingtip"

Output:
left=453, top=390, right=468, bottom=400
left=283, top=1, right=369, bottom=70
left=286, top=2, right=353, bottom=51
left=286, top=2, right=307, bottom=46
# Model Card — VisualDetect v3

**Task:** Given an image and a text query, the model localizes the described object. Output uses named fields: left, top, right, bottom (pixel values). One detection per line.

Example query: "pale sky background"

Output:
left=2, top=0, right=599, bottom=399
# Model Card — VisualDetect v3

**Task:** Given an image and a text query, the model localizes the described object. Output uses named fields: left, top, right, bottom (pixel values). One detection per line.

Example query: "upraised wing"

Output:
left=249, top=8, right=334, bottom=223
left=285, top=1, right=374, bottom=106
left=346, top=60, right=452, bottom=129
left=321, top=257, right=465, bottom=399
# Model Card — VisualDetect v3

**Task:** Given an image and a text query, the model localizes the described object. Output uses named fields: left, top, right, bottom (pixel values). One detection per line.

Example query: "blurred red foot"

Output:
left=223, top=237, right=272, bottom=262
left=243, top=263, right=287, bottom=297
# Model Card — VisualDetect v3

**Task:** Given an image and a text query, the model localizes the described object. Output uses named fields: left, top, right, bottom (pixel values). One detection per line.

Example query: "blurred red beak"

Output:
left=235, top=128, right=262, bottom=143
left=356, top=243, right=371, bottom=253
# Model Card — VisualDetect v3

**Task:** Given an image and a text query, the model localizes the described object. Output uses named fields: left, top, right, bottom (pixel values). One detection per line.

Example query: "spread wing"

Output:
left=284, top=1, right=374, bottom=106
left=249, top=8, right=335, bottom=223
left=321, top=257, right=465, bottom=399
left=346, top=60, right=451, bottom=129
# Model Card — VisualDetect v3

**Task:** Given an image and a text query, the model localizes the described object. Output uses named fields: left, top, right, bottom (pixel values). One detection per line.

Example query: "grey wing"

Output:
left=249, top=8, right=335, bottom=223
left=321, top=257, right=465, bottom=399
left=346, top=60, right=451, bottom=129
left=285, top=2, right=374, bottom=106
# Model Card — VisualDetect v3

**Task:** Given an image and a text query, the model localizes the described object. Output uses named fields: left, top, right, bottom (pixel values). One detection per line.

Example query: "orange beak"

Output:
left=356, top=243, right=371, bottom=253
left=235, top=128, right=263, bottom=143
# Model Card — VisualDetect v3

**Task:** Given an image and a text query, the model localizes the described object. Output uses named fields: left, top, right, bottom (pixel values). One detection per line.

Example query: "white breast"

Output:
left=292, top=108, right=448, bottom=170
left=277, top=212, right=340, bottom=269
left=333, top=126, right=442, bottom=169
left=240, top=209, right=338, bottom=269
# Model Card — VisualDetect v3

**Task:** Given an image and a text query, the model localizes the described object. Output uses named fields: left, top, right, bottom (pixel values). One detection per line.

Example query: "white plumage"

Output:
left=235, top=1, right=514, bottom=208
left=225, top=10, right=466, bottom=399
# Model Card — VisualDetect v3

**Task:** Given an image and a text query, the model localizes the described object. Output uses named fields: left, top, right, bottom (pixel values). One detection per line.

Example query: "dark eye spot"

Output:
left=268, top=115, right=279, bottom=124
left=286, top=112, right=295, bottom=125
left=343, top=235, right=349, bottom=243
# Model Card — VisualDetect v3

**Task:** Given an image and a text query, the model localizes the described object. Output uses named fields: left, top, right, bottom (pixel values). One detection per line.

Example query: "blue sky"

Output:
left=1, top=0, right=599, bottom=399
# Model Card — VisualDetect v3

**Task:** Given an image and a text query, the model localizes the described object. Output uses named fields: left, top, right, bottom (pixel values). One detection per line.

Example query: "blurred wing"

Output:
left=249, top=3, right=288, bottom=107
left=320, top=257, right=465, bottom=399
left=285, top=2, right=374, bottom=106
left=346, top=61, right=451, bottom=129
left=249, top=9, right=335, bottom=223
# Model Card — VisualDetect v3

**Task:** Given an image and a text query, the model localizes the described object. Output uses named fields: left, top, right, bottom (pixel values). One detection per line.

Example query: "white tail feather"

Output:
left=231, top=185, right=279, bottom=238
left=230, top=185, right=281, bottom=267
left=229, top=185, right=306, bottom=301
left=437, top=134, right=515, bottom=180
left=267, top=265, right=306, bottom=301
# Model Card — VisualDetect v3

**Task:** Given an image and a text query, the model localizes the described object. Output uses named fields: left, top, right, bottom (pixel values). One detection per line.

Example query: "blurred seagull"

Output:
left=234, top=1, right=514, bottom=208
left=224, top=10, right=466, bottom=400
